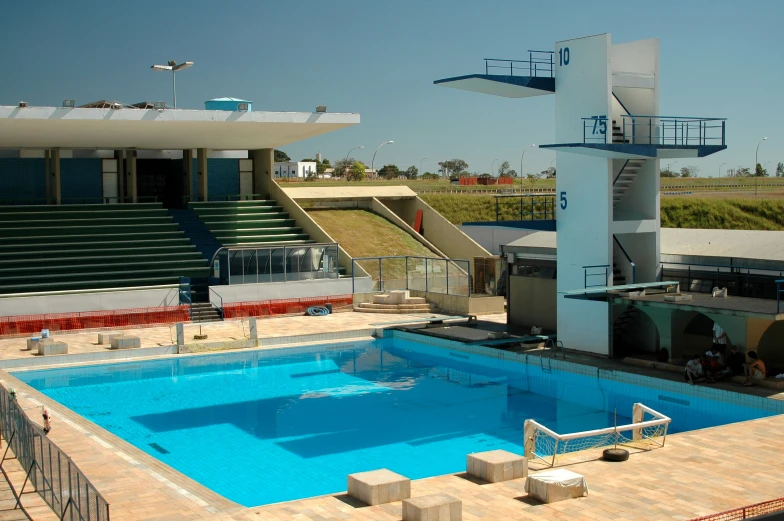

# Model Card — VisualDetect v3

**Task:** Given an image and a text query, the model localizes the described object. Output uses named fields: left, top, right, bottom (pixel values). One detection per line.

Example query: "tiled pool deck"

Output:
left=2, top=312, right=783, bottom=521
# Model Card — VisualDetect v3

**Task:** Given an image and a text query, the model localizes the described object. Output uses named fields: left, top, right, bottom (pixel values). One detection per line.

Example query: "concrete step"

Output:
left=353, top=306, right=439, bottom=314
left=358, top=303, right=434, bottom=311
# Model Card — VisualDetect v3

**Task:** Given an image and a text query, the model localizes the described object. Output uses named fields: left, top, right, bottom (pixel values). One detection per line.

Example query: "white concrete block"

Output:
left=402, top=493, right=461, bottom=521
left=467, top=450, right=527, bottom=483
left=110, top=336, right=141, bottom=349
left=347, top=468, right=410, bottom=506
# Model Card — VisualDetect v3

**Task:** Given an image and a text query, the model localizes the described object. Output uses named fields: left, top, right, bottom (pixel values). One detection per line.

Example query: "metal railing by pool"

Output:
left=0, top=385, right=109, bottom=521
left=484, top=51, right=554, bottom=78
left=661, top=262, right=784, bottom=300
left=583, top=265, right=610, bottom=289
left=583, top=115, right=726, bottom=147
left=493, top=194, right=556, bottom=222
left=352, top=256, right=471, bottom=297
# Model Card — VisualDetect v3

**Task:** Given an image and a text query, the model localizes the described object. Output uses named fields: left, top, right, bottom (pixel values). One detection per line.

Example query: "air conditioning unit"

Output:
left=62, top=99, right=75, bottom=108
left=153, top=101, right=166, bottom=110
left=237, top=102, right=248, bottom=112
left=316, top=105, right=327, bottom=113
left=18, top=101, right=28, bottom=108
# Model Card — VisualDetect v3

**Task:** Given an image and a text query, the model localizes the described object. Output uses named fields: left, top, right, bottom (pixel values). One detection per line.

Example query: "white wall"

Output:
left=274, top=161, right=317, bottom=178
left=0, top=287, right=180, bottom=317
left=554, top=34, right=613, bottom=355
left=460, top=225, right=538, bottom=255
left=209, top=278, right=369, bottom=304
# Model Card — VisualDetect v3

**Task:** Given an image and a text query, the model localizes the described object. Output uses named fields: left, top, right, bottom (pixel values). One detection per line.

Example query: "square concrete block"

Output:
left=402, top=493, right=461, bottom=521
left=37, top=340, right=68, bottom=356
left=347, top=468, right=410, bottom=506
left=98, top=333, right=120, bottom=345
left=110, top=335, right=141, bottom=350
left=525, top=469, right=588, bottom=504
left=467, top=450, right=527, bottom=483
left=26, top=338, right=41, bottom=351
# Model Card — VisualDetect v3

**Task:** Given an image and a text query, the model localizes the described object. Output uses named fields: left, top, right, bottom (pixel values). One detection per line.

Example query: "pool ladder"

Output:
left=540, top=339, right=565, bottom=373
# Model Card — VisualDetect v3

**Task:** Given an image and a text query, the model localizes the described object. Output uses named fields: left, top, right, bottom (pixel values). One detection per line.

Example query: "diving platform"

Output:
left=434, top=54, right=555, bottom=98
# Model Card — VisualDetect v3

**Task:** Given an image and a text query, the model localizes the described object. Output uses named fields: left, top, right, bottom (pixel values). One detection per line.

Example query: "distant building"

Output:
left=274, top=161, right=317, bottom=179
left=204, top=97, right=252, bottom=112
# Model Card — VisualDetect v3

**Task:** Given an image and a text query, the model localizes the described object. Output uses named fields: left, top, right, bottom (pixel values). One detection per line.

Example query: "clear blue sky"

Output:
left=2, top=0, right=781, bottom=177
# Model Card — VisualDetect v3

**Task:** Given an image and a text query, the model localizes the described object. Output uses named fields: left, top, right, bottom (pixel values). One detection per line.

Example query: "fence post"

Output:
left=425, top=258, right=429, bottom=293
left=523, top=420, right=535, bottom=459
left=378, top=258, right=382, bottom=292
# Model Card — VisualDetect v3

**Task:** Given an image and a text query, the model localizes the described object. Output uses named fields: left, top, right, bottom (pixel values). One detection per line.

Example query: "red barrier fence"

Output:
left=689, top=498, right=784, bottom=521
left=222, top=295, right=354, bottom=319
left=0, top=306, right=191, bottom=337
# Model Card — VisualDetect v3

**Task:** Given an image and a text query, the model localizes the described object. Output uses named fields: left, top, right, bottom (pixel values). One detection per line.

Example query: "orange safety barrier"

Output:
left=688, top=498, right=784, bottom=521
left=223, top=295, right=354, bottom=319
left=0, top=306, right=191, bottom=337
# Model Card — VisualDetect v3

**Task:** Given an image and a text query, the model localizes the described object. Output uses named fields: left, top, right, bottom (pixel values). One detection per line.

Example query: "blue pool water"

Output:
left=16, top=334, right=780, bottom=507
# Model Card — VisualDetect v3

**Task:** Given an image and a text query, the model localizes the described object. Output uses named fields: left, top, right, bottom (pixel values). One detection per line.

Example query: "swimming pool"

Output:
left=15, top=331, right=782, bottom=507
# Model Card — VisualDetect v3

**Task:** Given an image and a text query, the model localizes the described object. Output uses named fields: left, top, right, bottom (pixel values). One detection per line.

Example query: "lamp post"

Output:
left=719, top=162, right=726, bottom=178
left=419, top=158, right=427, bottom=178
left=371, top=141, right=394, bottom=183
left=755, top=137, right=767, bottom=198
left=519, top=144, right=536, bottom=194
left=150, top=60, right=193, bottom=109
left=491, top=158, right=499, bottom=177
left=345, top=146, right=364, bottom=177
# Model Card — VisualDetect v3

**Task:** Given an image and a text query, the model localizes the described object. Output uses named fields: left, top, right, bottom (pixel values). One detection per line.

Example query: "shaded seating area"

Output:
left=189, top=200, right=316, bottom=247
left=0, top=203, right=209, bottom=294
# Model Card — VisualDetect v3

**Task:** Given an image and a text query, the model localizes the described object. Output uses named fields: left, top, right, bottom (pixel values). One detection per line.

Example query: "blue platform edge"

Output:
left=539, top=143, right=727, bottom=158
left=434, top=74, right=555, bottom=92
left=462, top=220, right=556, bottom=231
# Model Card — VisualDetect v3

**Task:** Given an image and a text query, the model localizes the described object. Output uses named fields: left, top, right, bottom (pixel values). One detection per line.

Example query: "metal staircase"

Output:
left=612, top=262, right=626, bottom=286
left=613, top=159, right=644, bottom=208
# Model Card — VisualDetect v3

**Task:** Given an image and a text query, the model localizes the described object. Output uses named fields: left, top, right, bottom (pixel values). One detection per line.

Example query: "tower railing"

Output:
left=582, top=115, right=726, bottom=147
left=484, top=51, right=554, bottom=78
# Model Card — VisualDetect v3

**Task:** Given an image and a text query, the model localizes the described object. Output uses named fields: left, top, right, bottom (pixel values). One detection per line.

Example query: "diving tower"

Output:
left=435, top=34, right=727, bottom=356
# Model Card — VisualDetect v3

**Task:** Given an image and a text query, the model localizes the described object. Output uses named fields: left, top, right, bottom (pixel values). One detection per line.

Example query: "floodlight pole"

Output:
left=371, top=141, right=394, bottom=184
left=755, top=137, right=767, bottom=198
left=519, top=144, right=536, bottom=194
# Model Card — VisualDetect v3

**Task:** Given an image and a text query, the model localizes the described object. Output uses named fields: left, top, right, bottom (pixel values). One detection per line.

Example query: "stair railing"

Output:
left=178, top=276, right=193, bottom=319
left=208, top=287, right=224, bottom=319
left=613, top=235, right=636, bottom=284
left=613, top=159, right=631, bottom=186
left=582, top=264, right=610, bottom=289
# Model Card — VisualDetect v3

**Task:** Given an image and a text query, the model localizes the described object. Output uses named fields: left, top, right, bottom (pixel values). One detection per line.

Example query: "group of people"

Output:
left=684, top=322, right=767, bottom=387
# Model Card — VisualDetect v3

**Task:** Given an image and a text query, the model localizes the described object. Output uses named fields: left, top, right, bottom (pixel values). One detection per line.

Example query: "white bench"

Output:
left=110, top=336, right=141, bottom=350
left=37, top=339, right=68, bottom=356
left=402, top=493, right=461, bottom=521
left=466, top=449, right=527, bottom=483
left=525, top=469, right=588, bottom=503
left=347, top=469, right=410, bottom=506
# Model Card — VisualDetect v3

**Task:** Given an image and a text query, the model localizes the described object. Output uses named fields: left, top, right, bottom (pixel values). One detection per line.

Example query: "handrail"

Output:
left=0, top=284, right=179, bottom=299
left=582, top=264, right=610, bottom=289
left=583, top=114, right=727, bottom=147
left=178, top=276, right=192, bottom=319
left=544, top=338, right=565, bottom=359
left=208, top=286, right=224, bottom=319
left=613, top=160, right=630, bottom=186
left=484, top=51, right=555, bottom=78
left=612, top=92, right=631, bottom=117
left=351, top=255, right=471, bottom=297
left=494, top=194, right=555, bottom=222
left=613, top=235, right=636, bottom=284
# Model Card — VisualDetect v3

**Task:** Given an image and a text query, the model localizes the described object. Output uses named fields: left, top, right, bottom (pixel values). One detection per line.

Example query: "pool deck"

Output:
left=1, top=312, right=783, bottom=521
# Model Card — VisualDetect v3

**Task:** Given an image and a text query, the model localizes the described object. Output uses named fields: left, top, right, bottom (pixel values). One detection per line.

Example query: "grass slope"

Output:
left=307, top=209, right=436, bottom=280
left=420, top=194, right=784, bottom=231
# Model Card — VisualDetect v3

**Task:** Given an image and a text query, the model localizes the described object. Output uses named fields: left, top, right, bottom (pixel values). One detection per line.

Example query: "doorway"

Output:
left=135, top=159, right=185, bottom=208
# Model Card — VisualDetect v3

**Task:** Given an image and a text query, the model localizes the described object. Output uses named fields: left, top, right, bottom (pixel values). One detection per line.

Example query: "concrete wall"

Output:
left=509, top=276, right=557, bottom=332
left=382, top=197, right=491, bottom=270
left=371, top=198, right=445, bottom=257
left=460, top=225, right=538, bottom=256
left=0, top=158, right=46, bottom=202
left=209, top=277, right=365, bottom=304
left=352, top=291, right=504, bottom=316
left=0, top=287, right=180, bottom=317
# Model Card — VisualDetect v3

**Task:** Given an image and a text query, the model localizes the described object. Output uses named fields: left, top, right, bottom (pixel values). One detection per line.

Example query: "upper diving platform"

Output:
left=540, top=115, right=727, bottom=159
left=433, top=52, right=555, bottom=98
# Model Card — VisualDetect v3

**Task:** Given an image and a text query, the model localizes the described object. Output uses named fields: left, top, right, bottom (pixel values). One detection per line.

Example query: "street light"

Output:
left=371, top=141, right=394, bottom=183
left=420, top=157, right=427, bottom=175
left=519, top=144, right=536, bottom=194
left=344, top=146, right=364, bottom=177
left=719, top=162, right=726, bottom=178
left=491, top=158, right=499, bottom=177
left=755, top=137, right=767, bottom=197
left=151, top=60, right=193, bottom=109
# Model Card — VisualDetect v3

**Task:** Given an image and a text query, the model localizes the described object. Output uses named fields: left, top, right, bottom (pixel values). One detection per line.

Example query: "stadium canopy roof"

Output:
left=0, top=106, right=359, bottom=150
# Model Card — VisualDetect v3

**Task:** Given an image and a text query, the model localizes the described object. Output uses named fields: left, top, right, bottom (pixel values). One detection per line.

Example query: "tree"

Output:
left=660, top=168, right=677, bottom=177
left=377, top=164, right=401, bottom=180
left=776, top=162, right=784, bottom=177
left=438, top=159, right=469, bottom=177
left=332, top=159, right=351, bottom=178
left=301, top=158, right=328, bottom=175
left=347, top=160, right=366, bottom=181
left=421, top=172, right=439, bottom=179
left=526, top=172, right=542, bottom=190
left=500, top=169, right=517, bottom=178
left=274, top=150, right=290, bottom=162
left=404, top=166, right=419, bottom=179
left=497, top=161, right=511, bottom=177
left=734, top=166, right=752, bottom=177
left=755, top=163, right=768, bottom=177
left=679, top=165, right=699, bottom=178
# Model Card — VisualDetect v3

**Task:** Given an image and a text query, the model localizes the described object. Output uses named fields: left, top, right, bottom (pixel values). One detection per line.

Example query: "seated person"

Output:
left=723, top=345, right=745, bottom=377
left=704, top=346, right=723, bottom=380
left=705, top=346, right=723, bottom=366
left=743, top=351, right=766, bottom=386
left=684, top=354, right=705, bottom=385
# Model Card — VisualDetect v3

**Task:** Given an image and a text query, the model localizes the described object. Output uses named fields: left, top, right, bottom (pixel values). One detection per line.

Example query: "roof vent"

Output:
left=316, top=105, right=327, bottom=113
left=62, top=99, right=75, bottom=108
left=18, top=101, right=28, bottom=108
left=153, top=101, right=166, bottom=110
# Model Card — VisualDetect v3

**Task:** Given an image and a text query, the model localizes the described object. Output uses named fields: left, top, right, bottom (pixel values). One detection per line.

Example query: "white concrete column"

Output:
left=44, top=150, right=51, bottom=205
left=183, top=149, right=195, bottom=203
left=127, top=150, right=137, bottom=203
left=250, top=148, right=274, bottom=196
left=115, top=150, right=126, bottom=202
left=51, top=149, right=61, bottom=205
left=197, top=148, right=208, bottom=202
